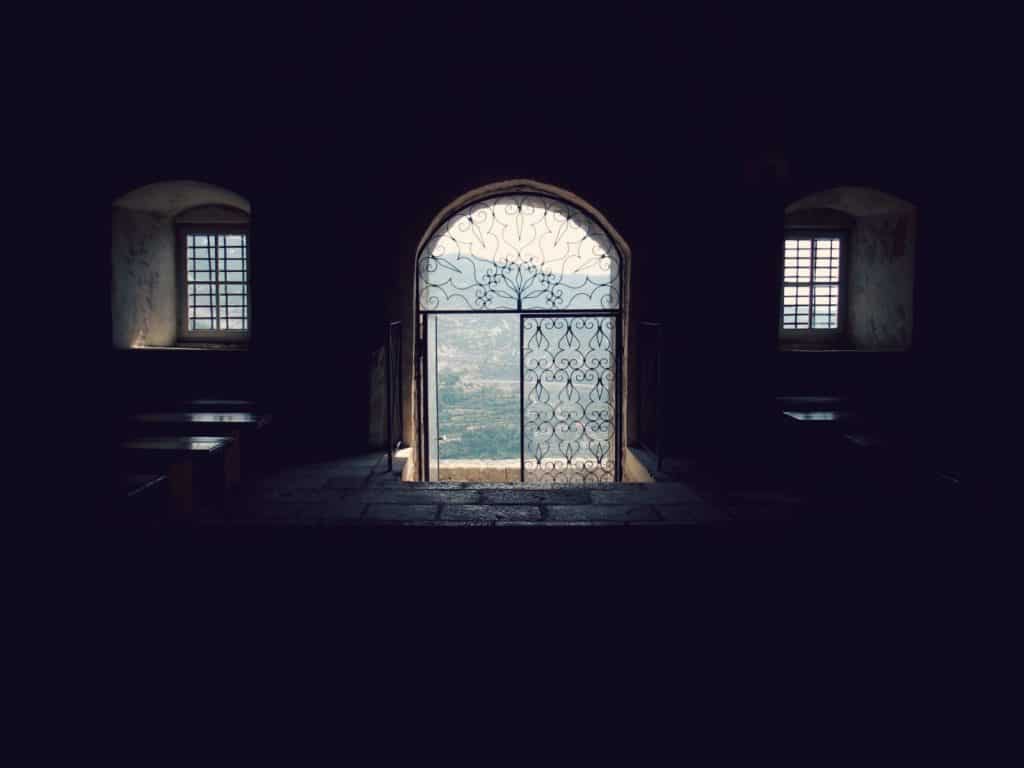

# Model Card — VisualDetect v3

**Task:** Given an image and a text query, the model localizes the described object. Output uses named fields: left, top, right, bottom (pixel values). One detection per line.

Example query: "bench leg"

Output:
left=167, top=459, right=194, bottom=518
left=224, top=438, right=242, bottom=490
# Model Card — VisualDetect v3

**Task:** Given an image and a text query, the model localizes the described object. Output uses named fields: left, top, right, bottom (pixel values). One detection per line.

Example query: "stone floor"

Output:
left=206, top=451, right=806, bottom=527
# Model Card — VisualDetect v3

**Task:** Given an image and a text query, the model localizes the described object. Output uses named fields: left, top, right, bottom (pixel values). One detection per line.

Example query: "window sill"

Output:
left=778, top=344, right=855, bottom=352
left=130, top=343, right=249, bottom=352
left=778, top=345, right=909, bottom=353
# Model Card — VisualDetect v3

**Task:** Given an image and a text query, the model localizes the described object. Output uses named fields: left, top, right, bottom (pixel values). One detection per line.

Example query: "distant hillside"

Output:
left=433, top=315, right=519, bottom=459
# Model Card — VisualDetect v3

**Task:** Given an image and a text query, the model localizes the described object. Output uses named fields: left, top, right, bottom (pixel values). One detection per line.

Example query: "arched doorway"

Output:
left=414, top=181, right=629, bottom=482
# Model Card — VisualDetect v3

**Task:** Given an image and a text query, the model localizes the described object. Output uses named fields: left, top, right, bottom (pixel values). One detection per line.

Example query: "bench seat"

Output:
left=128, top=412, right=271, bottom=475
left=120, top=436, right=239, bottom=517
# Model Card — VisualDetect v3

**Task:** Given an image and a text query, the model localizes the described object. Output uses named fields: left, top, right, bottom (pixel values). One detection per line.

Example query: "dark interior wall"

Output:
left=70, top=7, right=1002, bottom=469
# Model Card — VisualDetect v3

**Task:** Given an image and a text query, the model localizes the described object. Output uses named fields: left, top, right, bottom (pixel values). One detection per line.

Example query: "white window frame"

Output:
left=779, top=229, right=847, bottom=345
left=176, top=221, right=252, bottom=344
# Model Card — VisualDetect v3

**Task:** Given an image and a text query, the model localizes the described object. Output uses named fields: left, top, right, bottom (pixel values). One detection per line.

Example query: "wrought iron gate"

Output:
left=521, top=314, right=620, bottom=482
left=417, top=190, right=624, bottom=483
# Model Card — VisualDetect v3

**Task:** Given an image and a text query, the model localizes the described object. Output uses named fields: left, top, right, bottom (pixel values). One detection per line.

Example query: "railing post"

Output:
left=655, top=323, right=664, bottom=473
left=396, top=322, right=403, bottom=456
left=385, top=322, right=393, bottom=474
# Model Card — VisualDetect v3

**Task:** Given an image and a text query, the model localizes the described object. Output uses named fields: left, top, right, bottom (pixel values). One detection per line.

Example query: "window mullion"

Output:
left=810, top=238, right=818, bottom=329
left=214, top=235, right=222, bottom=330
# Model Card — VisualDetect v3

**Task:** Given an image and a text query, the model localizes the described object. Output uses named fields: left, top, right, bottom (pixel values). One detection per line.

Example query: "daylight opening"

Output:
left=415, top=185, right=626, bottom=483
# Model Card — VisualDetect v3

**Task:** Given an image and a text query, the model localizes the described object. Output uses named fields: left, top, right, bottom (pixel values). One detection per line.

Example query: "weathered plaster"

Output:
left=111, top=208, right=176, bottom=348
left=114, top=180, right=250, bottom=217
left=848, top=211, right=916, bottom=348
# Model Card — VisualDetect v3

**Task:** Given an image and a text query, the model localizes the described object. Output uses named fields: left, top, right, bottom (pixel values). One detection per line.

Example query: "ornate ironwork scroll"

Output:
left=522, top=315, right=617, bottom=483
left=419, top=194, right=621, bottom=312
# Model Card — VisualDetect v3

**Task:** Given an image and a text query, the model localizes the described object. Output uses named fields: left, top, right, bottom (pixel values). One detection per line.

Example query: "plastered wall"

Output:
left=111, top=207, right=176, bottom=348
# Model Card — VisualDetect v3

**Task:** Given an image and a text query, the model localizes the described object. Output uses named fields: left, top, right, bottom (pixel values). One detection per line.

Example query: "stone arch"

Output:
left=405, top=179, right=635, bottom=481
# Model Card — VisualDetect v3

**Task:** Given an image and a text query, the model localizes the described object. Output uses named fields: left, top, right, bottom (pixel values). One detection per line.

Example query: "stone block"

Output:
left=321, top=498, right=368, bottom=524
left=441, top=505, right=542, bottom=522
left=478, top=488, right=591, bottom=505
left=325, top=474, right=370, bottom=489
left=496, top=520, right=620, bottom=526
left=546, top=505, right=658, bottom=522
left=354, top=489, right=482, bottom=505
left=363, top=504, right=439, bottom=522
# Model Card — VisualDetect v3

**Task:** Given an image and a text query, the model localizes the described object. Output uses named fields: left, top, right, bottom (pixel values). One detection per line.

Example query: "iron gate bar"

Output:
left=419, top=314, right=428, bottom=481
left=433, top=314, right=439, bottom=480
left=615, top=312, right=623, bottom=479
left=520, top=316, right=525, bottom=482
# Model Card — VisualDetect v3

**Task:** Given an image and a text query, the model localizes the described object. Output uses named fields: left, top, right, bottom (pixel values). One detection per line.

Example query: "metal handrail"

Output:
left=385, top=320, right=403, bottom=473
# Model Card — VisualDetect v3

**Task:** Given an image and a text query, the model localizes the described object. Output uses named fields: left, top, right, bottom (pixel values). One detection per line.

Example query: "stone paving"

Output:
left=209, top=451, right=804, bottom=527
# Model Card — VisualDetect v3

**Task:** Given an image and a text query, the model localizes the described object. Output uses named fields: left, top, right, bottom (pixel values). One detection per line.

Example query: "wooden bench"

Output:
left=842, top=431, right=965, bottom=503
left=782, top=410, right=860, bottom=424
left=176, top=399, right=259, bottom=413
left=777, top=396, right=848, bottom=411
left=129, top=412, right=271, bottom=475
left=114, top=473, right=169, bottom=520
left=120, top=436, right=238, bottom=517
left=119, top=473, right=167, bottom=499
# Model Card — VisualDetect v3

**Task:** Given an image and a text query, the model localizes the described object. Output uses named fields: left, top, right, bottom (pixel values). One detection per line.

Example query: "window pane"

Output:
left=185, top=230, right=250, bottom=334
left=812, top=284, right=839, bottom=329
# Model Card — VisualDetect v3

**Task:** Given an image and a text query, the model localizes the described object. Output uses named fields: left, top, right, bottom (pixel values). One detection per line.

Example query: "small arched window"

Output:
left=112, top=180, right=252, bottom=349
left=780, top=187, right=916, bottom=349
